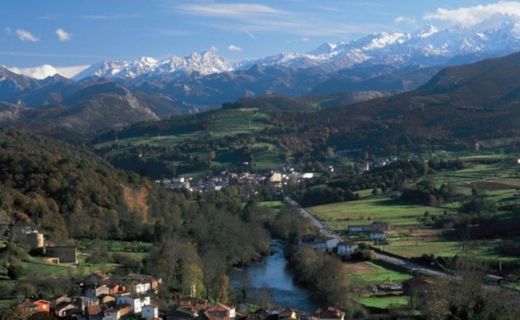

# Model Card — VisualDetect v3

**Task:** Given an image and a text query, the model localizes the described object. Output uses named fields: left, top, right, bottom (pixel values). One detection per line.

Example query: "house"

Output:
left=108, top=284, right=125, bottom=295
left=76, top=296, right=100, bottom=312
left=87, top=304, right=104, bottom=320
left=167, top=297, right=209, bottom=320
left=142, top=304, right=159, bottom=319
left=346, top=225, right=370, bottom=234
left=53, top=302, right=79, bottom=318
left=99, top=294, right=116, bottom=305
left=370, top=221, right=391, bottom=232
left=46, top=245, right=78, bottom=264
left=347, top=221, right=391, bottom=234
left=128, top=274, right=162, bottom=293
left=369, top=231, right=386, bottom=244
left=301, top=236, right=340, bottom=252
left=9, top=224, right=45, bottom=249
left=310, top=307, right=345, bottom=320
left=116, top=293, right=150, bottom=314
left=103, top=306, right=132, bottom=320
left=336, top=241, right=359, bottom=257
left=202, top=303, right=236, bottom=320
left=135, top=281, right=152, bottom=294
left=85, top=284, right=110, bottom=298
left=33, top=299, right=51, bottom=313
left=269, top=172, right=282, bottom=183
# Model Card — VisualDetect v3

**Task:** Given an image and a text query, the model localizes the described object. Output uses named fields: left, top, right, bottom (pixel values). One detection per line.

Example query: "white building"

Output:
left=302, top=236, right=340, bottom=252
left=116, top=294, right=150, bottom=314
left=370, top=232, right=386, bottom=243
left=337, top=241, right=359, bottom=257
left=135, top=282, right=151, bottom=294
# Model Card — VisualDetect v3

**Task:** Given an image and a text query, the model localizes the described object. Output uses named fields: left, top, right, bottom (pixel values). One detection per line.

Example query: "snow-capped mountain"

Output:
left=246, top=14, right=520, bottom=71
left=74, top=48, right=233, bottom=80
left=6, top=14, right=520, bottom=82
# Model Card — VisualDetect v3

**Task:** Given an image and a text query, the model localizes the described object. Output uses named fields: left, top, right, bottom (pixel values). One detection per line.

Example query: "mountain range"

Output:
left=1, top=15, right=520, bottom=133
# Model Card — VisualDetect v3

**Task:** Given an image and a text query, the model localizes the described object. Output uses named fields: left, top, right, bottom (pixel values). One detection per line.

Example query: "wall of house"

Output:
left=46, top=247, right=78, bottom=264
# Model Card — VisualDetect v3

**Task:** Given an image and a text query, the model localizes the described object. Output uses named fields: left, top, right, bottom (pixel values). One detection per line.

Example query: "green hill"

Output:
left=0, top=128, right=181, bottom=241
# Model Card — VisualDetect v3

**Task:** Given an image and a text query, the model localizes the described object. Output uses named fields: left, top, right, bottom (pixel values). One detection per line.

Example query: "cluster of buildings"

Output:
left=0, top=223, right=78, bottom=264
left=299, top=222, right=392, bottom=259
left=167, top=297, right=347, bottom=320
left=155, top=168, right=320, bottom=192
left=17, top=277, right=351, bottom=320
left=300, top=235, right=359, bottom=259
left=18, top=272, right=162, bottom=319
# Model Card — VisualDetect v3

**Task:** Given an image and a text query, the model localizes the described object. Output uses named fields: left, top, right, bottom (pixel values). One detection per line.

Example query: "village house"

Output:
left=99, top=294, right=117, bottom=305
left=142, top=304, right=160, bottom=319
left=269, top=172, right=282, bottom=183
left=167, top=297, right=209, bottom=320
left=85, top=284, right=110, bottom=298
left=19, top=299, right=50, bottom=314
left=336, top=241, right=359, bottom=258
left=7, top=224, right=45, bottom=250
left=202, top=303, right=237, bottom=320
left=135, top=281, right=152, bottom=294
left=103, top=305, right=132, bottom=320
left=76, top=296, right=100, bottom=312
left=53, top=301, right=79, bottom=318
left=310, top=307, right=345, bottom=320
left=347, top=221, right=391, bottom=234
left=46, top=245, right=79, bottom=264
left=369, top=231, right=387, bottom=244
left=116, top=293, right=151, bottom=314
left=301, top=235, right=340, bottom=252
left=108, top=283, right=126, bottom=295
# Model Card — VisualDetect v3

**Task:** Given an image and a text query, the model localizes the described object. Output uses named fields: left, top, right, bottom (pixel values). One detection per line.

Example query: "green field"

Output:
left=360, top=295, right=410, bottom=309
left=308, top=197, right=447, bottom=230
left=345, top=261, right=412, bottom=285
left=94, top=109, right=289, bottom=176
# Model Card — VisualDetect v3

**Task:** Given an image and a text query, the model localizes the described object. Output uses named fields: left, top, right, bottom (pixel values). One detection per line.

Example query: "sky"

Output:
left=1, top=0, right=518, bottom=68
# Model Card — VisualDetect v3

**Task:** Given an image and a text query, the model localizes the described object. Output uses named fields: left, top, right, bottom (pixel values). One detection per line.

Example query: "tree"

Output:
left=419, top=256, right=518, bottom=320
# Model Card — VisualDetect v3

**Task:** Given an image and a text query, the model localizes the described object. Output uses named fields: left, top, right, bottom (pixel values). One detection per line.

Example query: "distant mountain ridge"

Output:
left=8, top=14, right=520, bottom=81
left=1, top=15, right=520, bottom=133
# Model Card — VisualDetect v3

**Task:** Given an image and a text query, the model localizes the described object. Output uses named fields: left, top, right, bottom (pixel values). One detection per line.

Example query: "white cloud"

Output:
left=228, top=44, right=243, bottom=52
left=8, top=64, right=90, bottom=79
left=394, top=16, right=416, bottom=24
left=56, top=28, right=72, bottom=41
left=16, top=29, right=39, bottom=42
left=177, top=3, right=286, bottom=18
left=301, top=37, right=310, bottom=42
left=424, top=1, right=520, bottom=27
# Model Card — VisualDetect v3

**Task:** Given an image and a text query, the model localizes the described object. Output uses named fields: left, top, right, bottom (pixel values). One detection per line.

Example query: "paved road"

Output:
left=286, top=196, right=450, bottom=278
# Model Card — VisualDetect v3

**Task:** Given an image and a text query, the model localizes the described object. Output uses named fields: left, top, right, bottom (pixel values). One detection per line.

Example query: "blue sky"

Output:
left=0, top=0, right=514, bottom=67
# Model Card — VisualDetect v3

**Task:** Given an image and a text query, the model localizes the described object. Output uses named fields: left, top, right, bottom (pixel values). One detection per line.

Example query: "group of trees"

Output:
left=400, top=180, right=461, bottom=206
left=287, top=246, right=365, bottom=318
left=144, top=199, right=271, bottom=303
left=416, top=257, right=519, bottom=320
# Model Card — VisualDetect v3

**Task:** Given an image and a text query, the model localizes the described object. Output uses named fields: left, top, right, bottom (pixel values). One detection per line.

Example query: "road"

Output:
left=285, top=196, right=450, bottom=278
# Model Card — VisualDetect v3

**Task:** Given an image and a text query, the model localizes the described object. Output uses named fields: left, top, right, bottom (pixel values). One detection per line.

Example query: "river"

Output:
left=229, top=241, right=318, bottom=312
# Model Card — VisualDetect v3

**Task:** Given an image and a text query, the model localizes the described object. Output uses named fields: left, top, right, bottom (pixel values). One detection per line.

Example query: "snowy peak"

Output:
left=75, top=49, right=233, bottom=80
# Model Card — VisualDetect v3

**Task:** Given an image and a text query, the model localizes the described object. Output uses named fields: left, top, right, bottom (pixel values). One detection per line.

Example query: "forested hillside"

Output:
left=0, top=128, right=181, bottom=241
